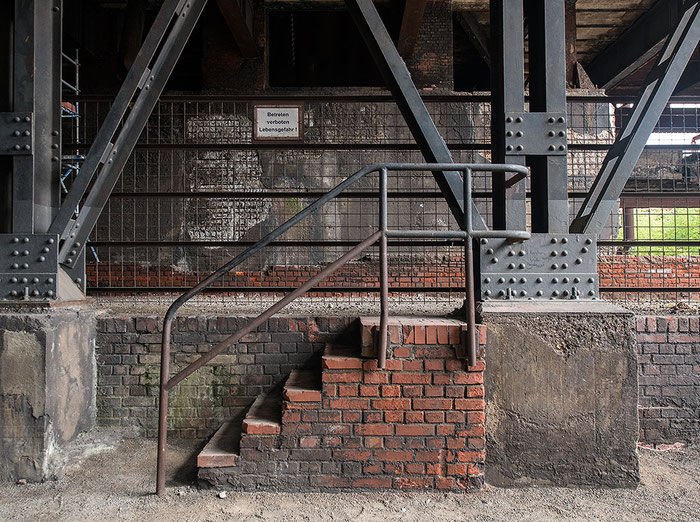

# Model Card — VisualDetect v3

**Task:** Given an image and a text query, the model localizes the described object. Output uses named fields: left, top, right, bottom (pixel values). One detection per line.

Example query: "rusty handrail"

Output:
left=155, top=162, right=529, bottom=495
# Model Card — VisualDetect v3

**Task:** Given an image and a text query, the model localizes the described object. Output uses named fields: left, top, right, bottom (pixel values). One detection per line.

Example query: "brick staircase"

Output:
left=197, top=317, right=486, bottom=491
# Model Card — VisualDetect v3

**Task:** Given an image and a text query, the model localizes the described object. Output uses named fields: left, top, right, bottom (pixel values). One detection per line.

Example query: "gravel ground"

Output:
left=1, top=429, right=698, bottom=521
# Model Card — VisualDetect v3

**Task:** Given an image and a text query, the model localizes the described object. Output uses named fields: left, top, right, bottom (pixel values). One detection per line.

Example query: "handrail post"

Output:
left=378, top=167, right=389, bottom=369
left=156, top=319, right=172, bottom=495
left=463, top=167, right=477, bottom=368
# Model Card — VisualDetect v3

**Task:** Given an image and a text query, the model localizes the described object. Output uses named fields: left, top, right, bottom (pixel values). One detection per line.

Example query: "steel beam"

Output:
left=397, top=0, right=428, bottom=58
left=489, top=0, right=526, bottom=231
left=587, top=0, right=685, bottom=90
left=216, top=0, right=258, bottom=59
left=455, top=12, right=490, bottom=67
left=571, top=0, right=700, bottom=235
left=526, top=0, right=568, bottom=233
left=345, top=0, right=485, bottom=230
left=0, top=0, right=12, bottom=233
left=51, top=0, right=208, bottom=268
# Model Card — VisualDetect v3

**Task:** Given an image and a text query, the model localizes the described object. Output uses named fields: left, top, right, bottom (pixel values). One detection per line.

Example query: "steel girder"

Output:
left=345, top=0, right=486, bottom=231
left=570, top=0, right=700, bottom=235
left=49, top=0, right=208, bottom=269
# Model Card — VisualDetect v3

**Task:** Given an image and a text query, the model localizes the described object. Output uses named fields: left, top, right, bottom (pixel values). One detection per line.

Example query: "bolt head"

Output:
left=491, top=257, right=498, bottom=263
left=558, top=117, right=565, bottom=123
left=561, top=250, right=568, bottom=256
left=518, top=263, right=525, bottom=269
left=47, top=238, right=55, bottom=244
left=32, top=289, right=39, bottom=296
left=39, top=256, right=46, bottom=262
left=484, top=290, right=492, bottom=296
left=574, top=277, right=580, bottom=283
left=11, top=237, right=18, bottom=243
left=47, top=290, right=54, bottom=297
left=498, top=278, right=505, bottom=284
left=486, top=248, right=494, bottom=255
left=484, top=278, right=491, bottom=284
left=561, top=238, right=568, bottom=244
left=515, top=117, right=523, bottom=123
left=10, top=290, right=17, bottom=296
left=506, top=117, right=513, bottom=123
left=536, top=278, right=543, bottom=283
left=563, top=278, right=569, bottom=284
left=9, top=277, right=16, bottom=283
left=553, top=290, right=560, bottom=297
left=47, top=278, right=54, bottom=284
left=67, top=258, right=73, bottom=264
left=551, top=263, right=558, bottom=269
left=515, top=131, right=523, bottom=137
left=11, top=250, right=18, bottom=256
left=508, top=263, right=515, bottom=269
left=551, top=238, right=557, bottom=244
left=516, top=145, right=523, bottom=151
left=21, top=263, right=28, bottom=269
left=562, top=263, right=569, bottom=269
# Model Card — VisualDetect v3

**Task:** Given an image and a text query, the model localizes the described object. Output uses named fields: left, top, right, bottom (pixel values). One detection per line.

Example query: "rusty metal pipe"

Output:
left=378, top=167, right=389, bottom=369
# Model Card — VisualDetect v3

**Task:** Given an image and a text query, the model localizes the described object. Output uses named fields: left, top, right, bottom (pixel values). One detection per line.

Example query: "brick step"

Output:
left=283, top=369, right=322, bottom=402
left=242, top=392, right=282, bottom=435
left=322, top=343, right=364, bottom=369
left=197, top=419, right=241, bottom=468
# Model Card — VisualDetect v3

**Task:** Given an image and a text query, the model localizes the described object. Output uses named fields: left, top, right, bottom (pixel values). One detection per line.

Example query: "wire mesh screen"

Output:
left=63, top=95, right=700, bottom=310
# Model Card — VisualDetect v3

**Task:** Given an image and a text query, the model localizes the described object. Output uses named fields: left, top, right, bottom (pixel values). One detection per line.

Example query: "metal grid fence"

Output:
left=63, top=94, right=700, bottom=308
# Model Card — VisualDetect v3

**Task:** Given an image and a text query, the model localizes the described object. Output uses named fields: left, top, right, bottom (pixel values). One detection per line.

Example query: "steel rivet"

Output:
left=506, top=131, right=513, bottom=137
left=52, top=144, right=59, bottom=149
left=558, top=117, right=565, bottom=123
left=516, top=145, right=523, bottom=151
left=47, top=278, right=54, bottom=284
left=536, top=278, right=543, bottom=283
left=518, top=250, right=526, bottom=256
left=480, top=238, right=488, bottom=244
left=47, top=290, right=54, bottom=297
left=47, top=238, right=55, bottom=244
left=562, top=263, right=568, bottom=269
left=559, top=145, right=565, bottom=151
left=551, top=238, right=557, bottom=244
left=515, top=131, right=523, bottom=137
left=561, top=250, right=568, bottom=256
left=575, top=258, right=582, bottom=264
left=551, top=251, right=558, bottom=257
left=552, top=277, right=559, bottom=283
left=23, top=145, right=30, bottom=150
left=558, top=131, right=565, bottom=137
left=562, top=290, right=570, bottom=297
left=498, top=290, right=505, bottom=296
left=52, top=156, right=59, bottom=162
left=32, top=277, right=38, bottom=284
left=585, top=238, right=592, bottom=245
left=536, top=290, right=543, bottom=296
left=23, top=130, right=30, bottom=136
left=589, top=291, right=595, bottom=296
left=22, top=250, right=29, bottom=256
left=10, top=290, right=17, bottom=296
left=12, top=130, right=20, bottom=137
left=561, top=238, right=568, bottom=244
left=52, top=130, right=59, bottom=136
left=70, top=250, right=76, bottom=255
left=553, top=290, right=560, bottom=297
left=520, top=278, right=527, bottom=283
left=548, top=131, right=555, bottom=137
left=563, top=278, right=570, bottom=284
left=486, top=248, right=494, bottom=255
left=13, top=145, right=20, bottom=150
left=67, top=258, right=73, bottom=264
left=509, top=277, right=516, bottom=284
left=498, top=278, right=505, bottom=284
left=11, top=250, right=18, bottom=256
left=588, top=278, right=595, bottom=283
left=506, top=117, right=513, bottom=123
left=75, top=278, right=82, bottom=284
left=515, top=117, right=523, bottom=123
left=574, top=277, right=580, bottom=283
left=21, top=263, right=28, bottom=269
left=42, top=247, right=49, bottom=253
left=11, top=263, right=18, bottom=269
left=10, top=277, right=16, bottom=283
left=53, top=6, right=59, bottom=11
left=520, top=290, right=527, bottom=296
left=13, top=116, right=20, bottom=122
left=32, top=289, right=39, bottom=296
left=11, top=237, right=18, bottom=243
left=506, top=145, right=513, bottom=151
left=508, top=263, right=515, bottom=269
left=548, top=117, right=555, bottom=124
left=39, top=256, right=45, bottom=262
left=581, top=247, right=588, bottom=253
left=518, top=263, right=525, bottom=269
left=23, top=117, right=30, bottom=123
left=551, top=263, right=558, bottom=269
left=508, top=250, right=515, bottom=256
left=549, top=145, right=555, bottom=151
left=484, top=278, right=491, bottom=284
left=75, top=242, right=81, bottom=247
left=484, top=290, right=492, bottom=296
left=491, top=258, right=498, bottom=263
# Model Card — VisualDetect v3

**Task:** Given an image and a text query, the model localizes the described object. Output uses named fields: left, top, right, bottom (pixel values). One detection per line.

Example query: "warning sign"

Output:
left=254, top=105, right=302, bottom=141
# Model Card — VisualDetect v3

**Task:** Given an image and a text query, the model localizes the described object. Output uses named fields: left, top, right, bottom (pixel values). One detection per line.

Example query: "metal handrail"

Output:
left=155, top=162, right=530, bottom=495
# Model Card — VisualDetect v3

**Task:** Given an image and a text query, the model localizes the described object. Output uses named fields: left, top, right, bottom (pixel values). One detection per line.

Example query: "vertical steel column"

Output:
left=12, top=0, right=35, bottom=233
left=527, top=0, right=569, bottom=233
left=32, top=0, right=62, bottom=232
left=0, top=0, right=12, bottom=233
left=345, top=0, right=486, bottom=231
left=490, top=0, right=527, bottom=231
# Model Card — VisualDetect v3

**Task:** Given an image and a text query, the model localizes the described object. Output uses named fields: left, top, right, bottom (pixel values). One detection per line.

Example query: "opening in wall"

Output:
left=267, top=10, right=384, bottom=87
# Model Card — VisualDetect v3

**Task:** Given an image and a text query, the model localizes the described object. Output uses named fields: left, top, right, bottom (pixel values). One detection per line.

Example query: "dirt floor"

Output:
left=0, top=430, right=698, bottom=521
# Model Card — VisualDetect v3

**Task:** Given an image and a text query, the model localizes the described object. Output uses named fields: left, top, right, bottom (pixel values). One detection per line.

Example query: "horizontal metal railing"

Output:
left=154, top=162, right=529, bottom=495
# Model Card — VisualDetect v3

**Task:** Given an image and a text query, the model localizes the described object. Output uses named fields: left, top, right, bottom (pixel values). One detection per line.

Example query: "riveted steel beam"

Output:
left=51, top=0, right=208, bottom=268
left=571, top=0, right=700, bottom=235
left=345, top=0, right=486, bottom=231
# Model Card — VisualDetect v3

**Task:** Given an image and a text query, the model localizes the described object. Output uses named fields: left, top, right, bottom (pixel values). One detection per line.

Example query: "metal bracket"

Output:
left=0, top=112, right=34, bottom=155
left=479, top=233, right=598, bottom=300
left=0, top=234, right=59, bottom=300
left=505, top=112, right=567, bottom=156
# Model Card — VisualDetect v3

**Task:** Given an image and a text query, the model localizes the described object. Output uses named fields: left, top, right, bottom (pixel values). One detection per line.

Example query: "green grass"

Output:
left=617, top=208, right=700, bottom=255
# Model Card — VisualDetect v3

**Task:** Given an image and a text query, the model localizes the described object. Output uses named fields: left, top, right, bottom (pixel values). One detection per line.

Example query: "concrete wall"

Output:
left=481, top=301, right=640, bottom=488
left=0, top=306, right=96, bottom=481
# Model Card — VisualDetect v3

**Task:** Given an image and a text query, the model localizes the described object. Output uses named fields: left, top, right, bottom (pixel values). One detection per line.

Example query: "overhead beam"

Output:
left=571, top=0, right=700, bottom=235
left=216, top=0, right=258, bottom=58
left=397, top=0, right=428, bottom=58
left=565, top=0, right=577, bottom=87
left=587, top=0, right=685, bottom=90
left=345, top=0, right=486, bottom=230
left=455, top=11, right=490, bottom=66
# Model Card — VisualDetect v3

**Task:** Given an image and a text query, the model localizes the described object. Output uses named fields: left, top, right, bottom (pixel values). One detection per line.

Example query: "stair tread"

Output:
left=322, top=344, right=363, bottom=369
left=197, top=420, right=240, bottom=468
left=283, top=370, right=322, bottom=402
left=242, top=392, right=282, bottom=434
